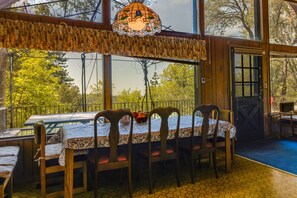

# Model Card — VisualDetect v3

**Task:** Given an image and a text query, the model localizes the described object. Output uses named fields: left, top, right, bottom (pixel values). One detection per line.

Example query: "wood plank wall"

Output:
left=201, top=36, right=261, bottom=109
left=0, top=136, right=39, bottom=184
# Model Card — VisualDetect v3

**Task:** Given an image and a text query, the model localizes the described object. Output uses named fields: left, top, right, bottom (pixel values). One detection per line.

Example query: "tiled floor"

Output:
left=13, top=155, right=297, bottom=198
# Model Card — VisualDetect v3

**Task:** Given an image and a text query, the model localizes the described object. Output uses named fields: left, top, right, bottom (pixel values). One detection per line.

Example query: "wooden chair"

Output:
left=212, top=109, right=235, bottom=169
left=137, top=107, right=180, bottom=194
left=181, top=104, right=220, bottom=183
left=88, top=109, right=134, bottom=198
left=33, top=121, right=87, bottom=198
left=278, top=102, right=297, bottom=137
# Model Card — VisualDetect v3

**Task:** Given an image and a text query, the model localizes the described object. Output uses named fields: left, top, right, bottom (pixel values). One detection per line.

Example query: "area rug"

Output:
left=236, top=138, right=297, bottom=175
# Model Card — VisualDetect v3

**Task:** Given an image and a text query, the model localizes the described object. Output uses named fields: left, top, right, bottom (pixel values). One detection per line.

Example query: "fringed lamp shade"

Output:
left=112, top=0, right=162, bottom=37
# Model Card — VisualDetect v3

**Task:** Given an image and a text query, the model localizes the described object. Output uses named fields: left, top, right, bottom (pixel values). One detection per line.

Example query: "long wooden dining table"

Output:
left=60, top=115, right=236, bottom=198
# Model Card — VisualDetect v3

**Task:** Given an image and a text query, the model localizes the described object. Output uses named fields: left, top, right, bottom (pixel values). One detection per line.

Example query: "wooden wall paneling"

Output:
left=201, top=36, right=213, bottom=104
left=13, top=139, right=23, bottom=184
left=23, top=138, right=34, bottom=179
left=213, top=37, right=223, bottom=107
left=32, top=138, right=40, bottom=180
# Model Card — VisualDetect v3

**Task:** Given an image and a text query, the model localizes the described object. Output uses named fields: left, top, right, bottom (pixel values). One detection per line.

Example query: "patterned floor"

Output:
left=12, top=155, right=297, bottom=198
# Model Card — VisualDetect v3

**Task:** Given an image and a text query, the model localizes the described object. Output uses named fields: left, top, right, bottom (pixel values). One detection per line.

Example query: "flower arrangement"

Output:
left=133, top=111, right=149, bottom=123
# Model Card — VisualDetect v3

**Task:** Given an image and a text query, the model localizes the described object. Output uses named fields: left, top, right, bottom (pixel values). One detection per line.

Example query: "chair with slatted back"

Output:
left=88, top=109, right=134, bottom=198
left=137, top=107, right=180, bottom=194
left=181, top=104, right=220, bottom=183
left=212, top=109, right=235, bottom=170
left=33, top=121, right=87, bottom=198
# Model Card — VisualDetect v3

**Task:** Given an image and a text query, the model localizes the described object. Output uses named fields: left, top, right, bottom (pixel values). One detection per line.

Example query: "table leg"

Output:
left=64, top=148, right=74, bottom=198
left=225, top=130, right=231, bottom=173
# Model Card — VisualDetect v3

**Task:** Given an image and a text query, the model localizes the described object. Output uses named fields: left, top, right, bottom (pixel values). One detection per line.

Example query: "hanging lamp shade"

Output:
left=112, top=0, right=162, bottom=37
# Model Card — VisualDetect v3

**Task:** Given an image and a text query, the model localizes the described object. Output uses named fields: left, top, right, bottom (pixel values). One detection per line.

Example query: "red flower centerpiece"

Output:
left=133, top=111, right=149, bottom=123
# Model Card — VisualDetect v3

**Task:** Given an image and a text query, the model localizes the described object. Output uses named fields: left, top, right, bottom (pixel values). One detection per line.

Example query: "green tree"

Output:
left=5, top=50, right=62, bottom=107
left=87, top=80, right=104, bottom=105
left=114, top=88, right=142, bottom=103
left=153, top=63, right=194, bottom=101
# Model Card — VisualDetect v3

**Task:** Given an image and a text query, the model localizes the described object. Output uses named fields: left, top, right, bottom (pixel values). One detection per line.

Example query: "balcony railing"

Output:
left=6, top=100, right=194, bottom=136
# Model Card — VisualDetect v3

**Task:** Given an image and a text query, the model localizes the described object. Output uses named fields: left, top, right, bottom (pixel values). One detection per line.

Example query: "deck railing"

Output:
left=7, top=100, right=194, bottom=130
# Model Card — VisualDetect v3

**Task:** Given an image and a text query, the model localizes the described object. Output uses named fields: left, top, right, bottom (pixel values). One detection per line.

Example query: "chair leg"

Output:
left=148, top=160, right=152, bottom=194
left=128, top=166, right=132, bottom=198
left=212, top=152, right=218, bottom=179
left=231, top=138, right=235, bottom=162
left=120, top=168, right=123, bottom=184
left=7, top=174, right=13, bottom=198
left=83, top=161, right=87, bottom=192
left=0, top=184, right=4, bottom=198
left=40, top=162, right=46, bottom=198
left=175, top=157, right=180, bottom=187
left=190, top=152, right=194, bottom=184
left=94, top=171, right=98, bottom=198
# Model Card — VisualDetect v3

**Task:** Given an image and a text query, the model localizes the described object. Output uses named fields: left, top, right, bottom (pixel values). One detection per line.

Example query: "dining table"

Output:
left=60, top=115, right=236, bottom=198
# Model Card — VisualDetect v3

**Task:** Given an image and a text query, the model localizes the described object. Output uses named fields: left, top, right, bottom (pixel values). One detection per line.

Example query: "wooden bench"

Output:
left=0, top=146, right=19, bottom=198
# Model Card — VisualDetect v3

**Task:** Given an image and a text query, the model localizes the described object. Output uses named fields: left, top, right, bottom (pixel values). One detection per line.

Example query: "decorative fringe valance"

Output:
left=0, top=18, right=206, bottom=62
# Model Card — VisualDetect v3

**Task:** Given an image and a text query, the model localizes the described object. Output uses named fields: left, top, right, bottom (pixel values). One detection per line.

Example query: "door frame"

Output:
left=229, top=46, right=265, bottom=141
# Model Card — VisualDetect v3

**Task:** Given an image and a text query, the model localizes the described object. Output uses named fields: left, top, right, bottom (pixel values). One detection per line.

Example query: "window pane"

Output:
left=270, top=57, right=297, bottom=112
left=251, top=83, right=259, bottom=96
left=235, top=54, right=242, bottom=67
left=205, top=0, right=257, bottom=40
left=243, top=55, right=250, bottom=67
left=235, top=84, right=243, bottom=97
left=244, top=83, right=251, bottom=96
left=251, top=69, right=259, bottom=82
left=243, top=69, right=250, bottom=82
left=112, top=56, right=195, bottom=115
left=235, top=68, right=242, bottom=82
left=9, top=0, right=103, bottom=23
left=151, top=0, right=195, bottom=33
left=250, top=58, right=260, bottom=68
left=269, top=0, right=297, bottom=46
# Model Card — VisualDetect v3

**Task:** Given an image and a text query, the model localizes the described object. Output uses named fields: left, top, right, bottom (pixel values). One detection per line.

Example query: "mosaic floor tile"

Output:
left=13, top=155, right=297, bottom=198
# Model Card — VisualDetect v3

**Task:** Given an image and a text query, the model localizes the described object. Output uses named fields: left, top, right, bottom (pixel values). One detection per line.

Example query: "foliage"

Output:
left=87, top=80, right=104, bottom=105
left=5, top=49, right=79, bottom=108
left=114, top=88, right=142, bottom=103
left=152, top=63, right=194, bottom=101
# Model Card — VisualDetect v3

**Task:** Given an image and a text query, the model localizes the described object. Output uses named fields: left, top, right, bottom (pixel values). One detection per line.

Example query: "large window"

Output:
left=269, top=0, right=297, bottom=46
left=205, top=0, right=260, bottom=40
left=111, top=56, right=195, bottom=115
left=270, top=57, right=297, bottom=112
left=4, top=50, right=103, bottom=135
